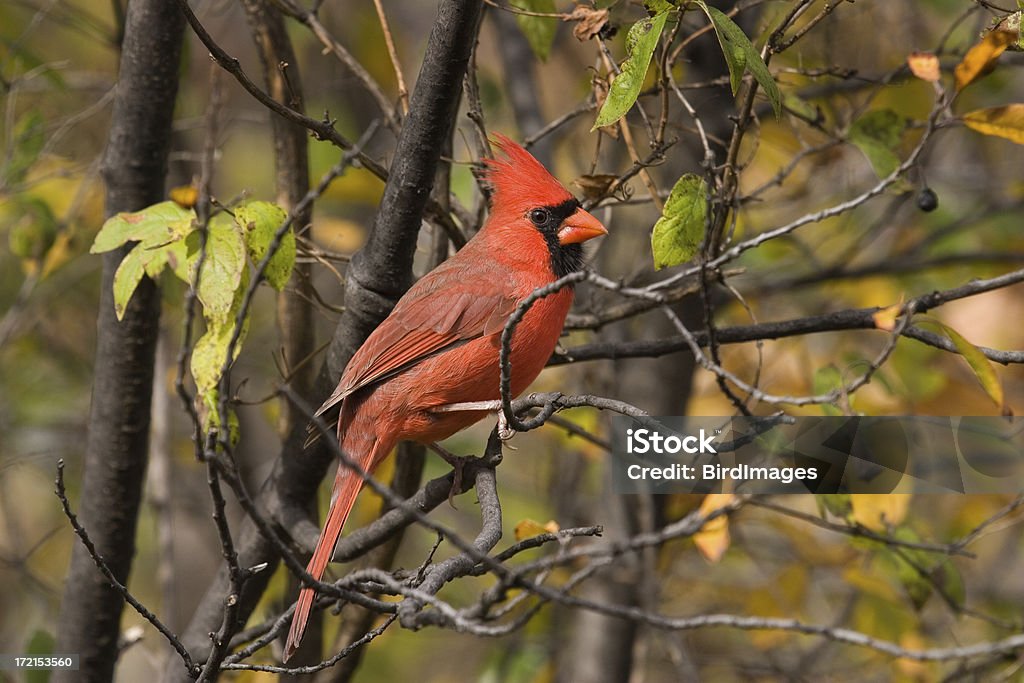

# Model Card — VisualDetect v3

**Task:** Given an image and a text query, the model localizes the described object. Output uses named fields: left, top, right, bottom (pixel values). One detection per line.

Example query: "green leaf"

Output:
left=0, top=36, right=67, bottom=90
left=92, top=201, right=194, bottom=253
left=848, top=109, right=905, bottom=178
left=6, top=110, right=45, bottom=185
left=592, top=7, right=670, bottom=130
left=816, top=494, right=853, bottom=520
left=7, top=197, right=58, bottom=261
left=694, top=2, right=782, bottom=120
left=112, top=245, right=148, bottom=321
left=24, top=629, right=55, bottom=683
left=812, top=365, right=844, bottom=416
left=783, top=93, right=821, bottom=123
left=186, top=213, right=246, bottom=322
left=651, top=174, right=707, bottom=269
left=883, top=528, right=965, bottom=612
left=918, top=318, right=1005, bottom=411
left=234, top=201, right=294, bottom=291
left=513, top=0, right=558, bottom=61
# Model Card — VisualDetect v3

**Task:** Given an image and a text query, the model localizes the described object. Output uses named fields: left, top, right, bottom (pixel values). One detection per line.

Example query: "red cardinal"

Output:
left=284, top=134, right=606, bottom=659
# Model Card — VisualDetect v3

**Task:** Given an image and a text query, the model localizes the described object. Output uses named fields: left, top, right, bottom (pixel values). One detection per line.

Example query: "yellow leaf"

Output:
left=169, top=184, right=199, bottom=209
left=962, top=104, right=1024, bottom=145
left=897, top=632, right=935, bottom=680
left=918, top=318, right=1006, bottom=410
left=514, top=518, right=559, bottom=541
left=311, top=217, right=366, bottom=254
left=872, top=299, right=904, bottom=332
left=40, top=231, right=74, bottom=278
left=693, top=493, right=734, bottom=562
left=850, top=494, right=910, bottom=531
left=907, top=51, right=940, bottom=82
left=954, top=29, right=1017, bottom=91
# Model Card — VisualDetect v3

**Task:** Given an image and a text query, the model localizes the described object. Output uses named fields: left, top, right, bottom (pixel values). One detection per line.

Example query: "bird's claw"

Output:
left=497, top=409, right=516, bottom=441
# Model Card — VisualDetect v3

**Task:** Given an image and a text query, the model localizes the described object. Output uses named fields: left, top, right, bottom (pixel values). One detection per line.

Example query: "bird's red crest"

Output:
left=482, top=134, right=574, bottom=213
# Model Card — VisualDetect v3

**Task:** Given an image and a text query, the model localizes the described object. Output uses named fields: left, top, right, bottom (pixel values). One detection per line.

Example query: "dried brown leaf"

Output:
left=567, top=5, right=610, bottom=42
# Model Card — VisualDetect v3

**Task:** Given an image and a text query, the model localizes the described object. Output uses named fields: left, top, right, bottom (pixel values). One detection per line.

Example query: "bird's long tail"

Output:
left=284, top=447, right=374, bottom=661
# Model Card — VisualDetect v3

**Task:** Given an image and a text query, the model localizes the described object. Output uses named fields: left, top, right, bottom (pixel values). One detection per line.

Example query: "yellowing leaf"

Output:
left=234, top=201, right=294, bottom=291
left=92, top=201, right=194, bottom=253
left=186, top=213, right=246, bottom=322
left=592, top=7, right=670, bottom=130
left=850, top=494, right=910, bottom=532
left=954, top=28, right=1017, bottom=91
left=191, top=274, right=251, bottom=398
left=112, top=245, right=148, bottom=321
left=907, top=51, right=940, bottom=82
left=962, top=104, right=1024, bottom=145
left=514, top=519, right=560, bottom=541
left=693, top=493, right=734, bottom=562
left=651, top=174, right=707, bottom=269
left=918, top=318, right=1005, bottom=411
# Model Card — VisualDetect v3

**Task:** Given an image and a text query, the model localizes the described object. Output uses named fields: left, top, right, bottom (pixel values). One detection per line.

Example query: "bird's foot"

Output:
left=497, top=409, right=516, bottom=442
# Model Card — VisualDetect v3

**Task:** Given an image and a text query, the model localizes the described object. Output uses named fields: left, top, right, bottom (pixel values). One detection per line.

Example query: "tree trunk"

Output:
left=53, top=1, right=185, bottom=681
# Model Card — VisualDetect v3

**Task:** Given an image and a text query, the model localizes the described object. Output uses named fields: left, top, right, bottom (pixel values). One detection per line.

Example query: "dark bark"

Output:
left=167, top=2, right=484, bottom=679
left=53, top=1, right=184, bottom=682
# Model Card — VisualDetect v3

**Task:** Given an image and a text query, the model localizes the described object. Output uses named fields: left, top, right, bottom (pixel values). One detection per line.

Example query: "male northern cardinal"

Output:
left=284, top=134, right=607, bottom=659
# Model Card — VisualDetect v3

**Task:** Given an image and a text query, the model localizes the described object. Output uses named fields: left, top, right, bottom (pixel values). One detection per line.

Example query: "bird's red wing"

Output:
left=314, top=284, right=518, bottom=419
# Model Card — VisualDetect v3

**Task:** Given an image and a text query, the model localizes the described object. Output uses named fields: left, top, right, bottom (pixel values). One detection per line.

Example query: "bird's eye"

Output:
left=528, top=208, right=550, bottom=226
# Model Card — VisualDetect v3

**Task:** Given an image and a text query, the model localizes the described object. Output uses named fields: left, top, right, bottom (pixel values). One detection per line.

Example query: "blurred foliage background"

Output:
left=2, top=0, right=1024, bottom=681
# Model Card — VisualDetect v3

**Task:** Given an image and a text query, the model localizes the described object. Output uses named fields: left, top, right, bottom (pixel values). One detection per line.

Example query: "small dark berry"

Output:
left=917, top=187, right=938, bottom=212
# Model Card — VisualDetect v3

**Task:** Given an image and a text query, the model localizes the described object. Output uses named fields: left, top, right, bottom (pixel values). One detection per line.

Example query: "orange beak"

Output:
left=557, top=207, right=608, bottom=245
